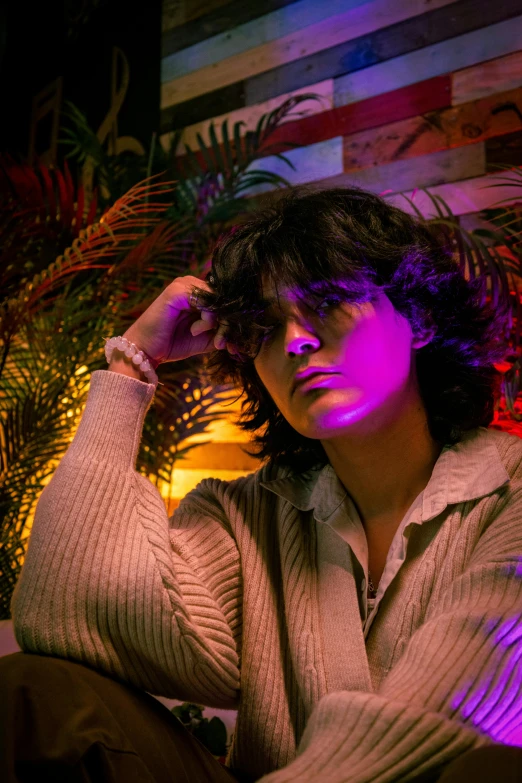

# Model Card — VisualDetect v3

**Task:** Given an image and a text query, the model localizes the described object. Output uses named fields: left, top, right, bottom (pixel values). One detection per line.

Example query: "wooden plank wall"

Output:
left=160, top=0, right=522, bottom=510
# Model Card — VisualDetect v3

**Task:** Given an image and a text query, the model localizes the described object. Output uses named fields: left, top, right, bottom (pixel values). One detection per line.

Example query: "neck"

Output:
left=321, top=387, right=443, bottom=534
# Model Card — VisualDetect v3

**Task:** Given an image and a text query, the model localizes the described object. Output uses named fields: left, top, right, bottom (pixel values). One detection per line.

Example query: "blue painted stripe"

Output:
left=334, top=15, right=522, bottom=107
left=242, top=136, right=343, bottom=195
left=161, top=0, right=372, bottom=83
left=245, top=0, right=521, bottom=106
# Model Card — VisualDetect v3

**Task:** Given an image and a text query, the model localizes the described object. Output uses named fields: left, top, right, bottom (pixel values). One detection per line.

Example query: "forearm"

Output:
left=11, top=370, right=240, bottom=705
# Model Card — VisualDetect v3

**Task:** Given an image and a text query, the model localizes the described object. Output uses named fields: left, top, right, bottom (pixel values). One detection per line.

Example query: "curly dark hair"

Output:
left=191, top=186, right=511, bottom=474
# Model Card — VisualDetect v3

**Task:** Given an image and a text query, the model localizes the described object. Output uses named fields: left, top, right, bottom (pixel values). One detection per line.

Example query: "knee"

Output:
left=0, top=652, right=96, bottom=711
left=0, top=651, right=73, bottom=687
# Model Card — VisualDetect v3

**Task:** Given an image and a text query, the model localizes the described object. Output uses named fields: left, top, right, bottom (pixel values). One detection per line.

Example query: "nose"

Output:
left=284, top=322, right=321, bottom=356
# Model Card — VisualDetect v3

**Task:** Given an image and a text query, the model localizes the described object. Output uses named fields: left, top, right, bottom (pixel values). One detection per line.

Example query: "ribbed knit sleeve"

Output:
left=258, top=486, right=522, bottom=783
left=10, top=370, right=241, bottom=709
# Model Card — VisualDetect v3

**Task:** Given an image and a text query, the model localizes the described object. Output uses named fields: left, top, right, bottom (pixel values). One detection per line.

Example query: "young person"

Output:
left=2, top=187, right=522, bottom=783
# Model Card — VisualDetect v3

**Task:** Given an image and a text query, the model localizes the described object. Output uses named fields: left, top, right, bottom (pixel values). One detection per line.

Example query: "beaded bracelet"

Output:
left=104, top=336, right=161, bottom=385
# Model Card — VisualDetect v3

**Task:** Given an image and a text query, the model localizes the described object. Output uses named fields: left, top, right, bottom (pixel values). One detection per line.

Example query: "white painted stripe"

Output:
left=161, top=0, right=455, bottom=109
left=242, top=136, right=344, bottom=196
left=334, top=15, right=522, bottom=107
left=161, top=0, right=371, bottom=82
left=242, top=143, right=486, bottom=198
left=160, top=80, right=334, bottom=155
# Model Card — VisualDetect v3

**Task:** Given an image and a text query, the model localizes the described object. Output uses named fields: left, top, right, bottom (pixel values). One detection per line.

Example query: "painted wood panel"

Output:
left=260, top=76, right=451, bottom=154
left=245, top=0, right=522, bottom=106
left=162, top=0, right=300, bottom=53
left=162, top=0, right=232, bottom=33
left=161, top=0, right=456, bottom=108
left=334, top=15, right=522, bottom=107
left=162, top=0, right=372, bottom=82
left=159, top=80, right=334, bottom=155
left=452, top=50, right=522, bottom=106
left=486, top=129, right=522, bottom=168
left=244, top=141, right=486, bottom=197
left=160, top=2, right=522, bottom=131
left=160, top=81, right=246, bottom=135
left=387, top=173, right=522, bottom=218
left=332, top=144, right=486, bottom=196
left=244, top=136, right=344, bottom=195
left=342, top=86, right=522, bottom=172
left=161, top=24, right=522, bottom=153
left=172, top=76, right=451, bottom=172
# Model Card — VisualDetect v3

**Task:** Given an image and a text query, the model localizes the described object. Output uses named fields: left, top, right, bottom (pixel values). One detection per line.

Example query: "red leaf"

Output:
left=38, top=163, right=56, bottom=221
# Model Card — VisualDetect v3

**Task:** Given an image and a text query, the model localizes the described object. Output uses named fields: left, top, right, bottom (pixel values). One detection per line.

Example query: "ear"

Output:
left=412, top=324, right=437, bottom=350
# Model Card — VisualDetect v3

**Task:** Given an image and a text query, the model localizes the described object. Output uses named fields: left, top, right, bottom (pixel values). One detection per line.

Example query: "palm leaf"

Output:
left=396, top=191, right=425, bottom=221
left=208, top=123, right=227, bottom=178
left=234, top=120, right=247, bottom=168
left=234, top=170, right=293, bottom=194
left=233, top=120, right=247, bottom=168
left=195, top=133, right=217, bottom=175
left=220, top=119, right=234, bottom=177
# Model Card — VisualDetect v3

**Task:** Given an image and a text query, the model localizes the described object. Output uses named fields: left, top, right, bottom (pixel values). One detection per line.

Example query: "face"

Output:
left=252, top=280, right=433, bottom=440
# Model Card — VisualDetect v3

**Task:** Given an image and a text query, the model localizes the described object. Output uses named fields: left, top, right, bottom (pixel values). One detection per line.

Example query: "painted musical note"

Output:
left=82, top=46, right=145, bottom=201
left=28, top=77, right=63, bottom=165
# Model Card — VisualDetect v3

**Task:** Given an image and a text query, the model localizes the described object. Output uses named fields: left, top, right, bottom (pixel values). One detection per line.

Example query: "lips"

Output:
left=293, top=371, right=337, bottom=393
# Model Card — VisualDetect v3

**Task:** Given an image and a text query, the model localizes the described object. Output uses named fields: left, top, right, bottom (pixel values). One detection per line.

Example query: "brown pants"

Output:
left=0, top=652, right=254, bottom=782
left=1, top=652, right=522, bottom=782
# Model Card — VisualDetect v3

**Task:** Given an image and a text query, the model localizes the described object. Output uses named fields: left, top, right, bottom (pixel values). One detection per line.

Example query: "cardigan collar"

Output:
left=259, top=426, right=510, bottom=524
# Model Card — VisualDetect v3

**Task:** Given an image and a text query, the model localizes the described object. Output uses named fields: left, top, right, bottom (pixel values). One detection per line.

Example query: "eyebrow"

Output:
left=258, top=292, right=321, bottom=310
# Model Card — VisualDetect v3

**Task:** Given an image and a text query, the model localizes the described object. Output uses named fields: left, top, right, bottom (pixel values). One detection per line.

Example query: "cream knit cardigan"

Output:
left=10, top=370, right=522, bottom=782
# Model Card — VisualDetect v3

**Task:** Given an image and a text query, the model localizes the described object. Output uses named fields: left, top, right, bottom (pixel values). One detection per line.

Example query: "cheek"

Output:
left=253, top=355, right=273, bottom=392
left=254, top=351, right=286, bottom=404
left=340, top=321, right=411, bottom=389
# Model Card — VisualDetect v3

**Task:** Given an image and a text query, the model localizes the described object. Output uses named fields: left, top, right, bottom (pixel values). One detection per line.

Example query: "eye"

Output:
left=314, top=296, right=342, bottom=315
left=260, top=297, right=341, bottom=339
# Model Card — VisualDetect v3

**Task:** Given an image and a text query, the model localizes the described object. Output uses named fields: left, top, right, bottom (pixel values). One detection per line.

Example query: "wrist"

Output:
left=104, top=335, right=159, bottom=385
left=108, top=353, right=149, bottom=382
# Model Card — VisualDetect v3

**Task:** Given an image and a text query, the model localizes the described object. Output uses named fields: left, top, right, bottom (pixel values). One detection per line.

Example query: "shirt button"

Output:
left=361, top=578, right=366, bottom=593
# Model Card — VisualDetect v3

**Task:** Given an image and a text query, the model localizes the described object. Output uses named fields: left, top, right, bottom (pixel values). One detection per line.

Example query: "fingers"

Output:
left=190, top=311, right=238, bottom=355
left=214, top=320, right=229, bottom=350
left=213, top=319, right=239, bottom=356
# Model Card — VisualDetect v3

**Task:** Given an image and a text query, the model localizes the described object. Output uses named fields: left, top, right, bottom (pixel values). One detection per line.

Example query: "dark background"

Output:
left=0, top=0, right=162, bottom=160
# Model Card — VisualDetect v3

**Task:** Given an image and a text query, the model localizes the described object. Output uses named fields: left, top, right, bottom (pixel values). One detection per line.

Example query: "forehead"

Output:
left=259, top=275, right=323, bottom=306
